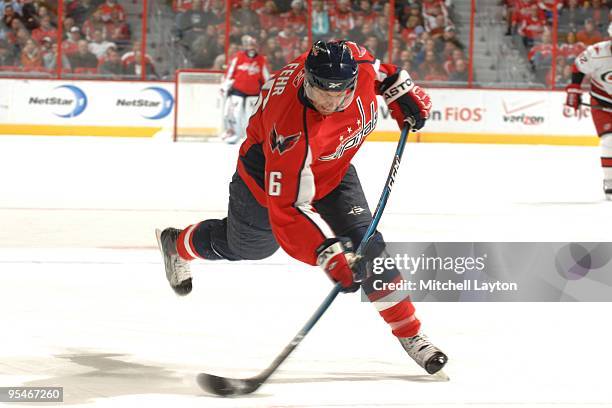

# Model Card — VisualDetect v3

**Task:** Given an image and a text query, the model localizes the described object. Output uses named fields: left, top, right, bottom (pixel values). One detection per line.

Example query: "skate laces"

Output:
left=401, top=334, right=439, bottom=368
left=172, top=255, right=191, bottom=283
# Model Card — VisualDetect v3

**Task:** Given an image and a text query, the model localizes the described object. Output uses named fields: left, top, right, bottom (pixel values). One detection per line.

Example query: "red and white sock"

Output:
left=177, top=223, right=203, bottom=261
left=376, top=300, right=421, bottom=338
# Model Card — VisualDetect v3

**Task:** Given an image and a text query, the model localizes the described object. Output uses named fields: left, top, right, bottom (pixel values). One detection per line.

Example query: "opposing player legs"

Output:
left=314, top=165, right=421, bottom=339
left=591, top=99, right=612, bottom=200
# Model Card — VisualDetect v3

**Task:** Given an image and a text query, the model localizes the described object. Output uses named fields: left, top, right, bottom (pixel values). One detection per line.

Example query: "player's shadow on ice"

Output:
left=20, top=351, right=197, bottom=405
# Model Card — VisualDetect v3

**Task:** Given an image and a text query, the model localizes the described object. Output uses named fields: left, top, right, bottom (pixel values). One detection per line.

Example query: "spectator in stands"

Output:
left=13, top=25, right=31, bottom=51
left=63, top=17, right=76, bottom=37
left=516, top=3, right=546, bottom=49
left=99, top=46, right=122, bottom=75
left=176, top=0, right=211, bottom=46
left=20, top=38, right=42, bottom=69
left=32, top=15, right=57, bottom=44
left=234, top=0, right=260, bottom=31
left=356, top=0, right=378, bottom=25
left=374, top=14, right=389, bottom=41
left=331, top=0, right=355, bottom=34
left=281, top=0, right=306, bottom=35
left=43, top=41, right=71, bottom=70
left=63, top=26, right=82, bottom=55
left=367, top=34, right=388, bottom=58
left=528, top=28, right=553, bottom=83
left=423, top=3, right=450, bottom=36
left=559, top=30, right=585, bottom=62
left=123, top=47, right=157, bottom=78
left=82, top=9, right=106, bottom=41
left=414, top=37, right=437, bottom=67
left=546, top=55, right=570, bottom=88
left=66, top=0, right=97, bottom=27
left=88, top=28, right=115, bottom=59
left=190, top=34, right=215, bottom=68
left=419, top=49, right=448, bottom=81
left=105, top=9, right=130, bottom=47
left=209, top=0, right=226, bottom=25
left=268, top=47, right=285, bottom=70
left=97, top=0, right=126, bottom=23
left=0, top=39, right=16, bottom=67
left=69, top=39, right=98, bottom=70
left=311, top=0, right=330, bottom=40
left=448, top=58, right=468, bottom=83
left=2, top=4, right=22, bottom=29
left=558, top=0, right=587, bottom=34
left=19, top=0, right=40, bottom=31
left=589, top=0, right=609, bottom=34
left=258, top=1, right=280, bottom=34
left=276, top=22, right=300, bottom=61
left=0, top=0, right=22, bottom=18
left=576, top=18, right=603, bottom=45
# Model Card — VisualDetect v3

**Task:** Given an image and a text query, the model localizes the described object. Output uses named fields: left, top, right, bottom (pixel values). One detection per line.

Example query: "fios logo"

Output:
left=430, top=107, right=483, bottom=122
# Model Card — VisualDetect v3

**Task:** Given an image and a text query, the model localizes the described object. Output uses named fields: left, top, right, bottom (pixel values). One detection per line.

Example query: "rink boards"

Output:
left=0, top=77, right=599, bottom=145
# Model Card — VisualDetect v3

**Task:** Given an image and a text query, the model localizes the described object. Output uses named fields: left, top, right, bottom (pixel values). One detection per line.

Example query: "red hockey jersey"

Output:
left=237, top=42, right=400, bottom=265
left=225, top=51, right=270, bottom=96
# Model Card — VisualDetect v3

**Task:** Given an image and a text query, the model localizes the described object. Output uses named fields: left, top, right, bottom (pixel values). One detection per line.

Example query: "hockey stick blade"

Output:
left=197, top=373, right=262, bottom=397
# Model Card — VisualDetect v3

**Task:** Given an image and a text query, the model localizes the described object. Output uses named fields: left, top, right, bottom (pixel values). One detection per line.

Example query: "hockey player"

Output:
left=220, top=35, right=270, bottom=144
left=157, top=40, right=448, bottom=375
left=565, top=22, right=612, bottom=200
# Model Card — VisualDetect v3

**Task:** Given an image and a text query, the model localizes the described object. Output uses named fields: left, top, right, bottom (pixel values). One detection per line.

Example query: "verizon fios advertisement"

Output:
left=376, top=88, right=597, bottom=137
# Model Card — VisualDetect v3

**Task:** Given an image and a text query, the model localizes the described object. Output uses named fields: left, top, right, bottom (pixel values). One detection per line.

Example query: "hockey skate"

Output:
left=155, top=228, right=192, bottom=296
left=399, top=333, right=449, bottom=379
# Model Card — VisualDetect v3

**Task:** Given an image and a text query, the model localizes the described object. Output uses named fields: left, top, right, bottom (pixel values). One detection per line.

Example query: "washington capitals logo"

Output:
left=270, top=125, right=301, bottom=155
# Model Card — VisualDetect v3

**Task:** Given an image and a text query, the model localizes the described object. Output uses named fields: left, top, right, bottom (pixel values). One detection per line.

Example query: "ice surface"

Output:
left=0, top=136, right=611, bottom=407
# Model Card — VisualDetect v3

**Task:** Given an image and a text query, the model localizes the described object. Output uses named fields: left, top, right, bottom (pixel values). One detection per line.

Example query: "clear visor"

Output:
left=304, top=79, right=355, bottom=115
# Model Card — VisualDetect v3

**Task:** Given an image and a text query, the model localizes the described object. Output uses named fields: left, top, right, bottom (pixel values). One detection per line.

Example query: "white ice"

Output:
left=0, top=136, right=611, bottom=408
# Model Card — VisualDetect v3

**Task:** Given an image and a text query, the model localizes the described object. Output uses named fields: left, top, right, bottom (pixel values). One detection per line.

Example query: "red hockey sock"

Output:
left=176, top=224, right=200, bottom=261
left=378, top=300, right=421, bottom=338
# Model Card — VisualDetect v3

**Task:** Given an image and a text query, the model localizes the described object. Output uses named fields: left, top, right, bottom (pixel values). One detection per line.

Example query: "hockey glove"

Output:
left=379, top=70, right=432, bottom=130
left=316, top=237, right=362, bottom=293
left=565, top=83, right=582, bottom=111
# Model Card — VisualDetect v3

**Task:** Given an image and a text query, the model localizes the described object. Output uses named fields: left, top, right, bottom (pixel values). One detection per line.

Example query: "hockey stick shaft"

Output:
left=255, top=124, right=411, bottom=382
left=580, top=102, right=612, bottom=113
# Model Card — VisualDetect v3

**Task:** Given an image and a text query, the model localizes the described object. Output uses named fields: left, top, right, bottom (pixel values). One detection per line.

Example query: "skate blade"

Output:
left=155, top=228, right=163, bottom=252
left=433, top=370, right=450, bottom=381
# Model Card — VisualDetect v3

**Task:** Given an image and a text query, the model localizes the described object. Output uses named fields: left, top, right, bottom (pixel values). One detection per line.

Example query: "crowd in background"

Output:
left=0, top=0, right=157, bottom=77
left=175, top=0, right=468, bottom=83
left=503, top=0, right=611, bottom=87
left=0, top=0, right=610, bottom=85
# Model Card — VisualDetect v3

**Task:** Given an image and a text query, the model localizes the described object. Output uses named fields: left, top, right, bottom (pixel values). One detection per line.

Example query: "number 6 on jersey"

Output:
left=269, top=171, right=282, bottom=196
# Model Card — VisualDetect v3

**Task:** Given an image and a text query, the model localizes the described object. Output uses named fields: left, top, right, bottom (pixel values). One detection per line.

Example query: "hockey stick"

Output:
left=580, top=102, right=612, bottom=114
left=197, top=123, right=413, bottom=397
